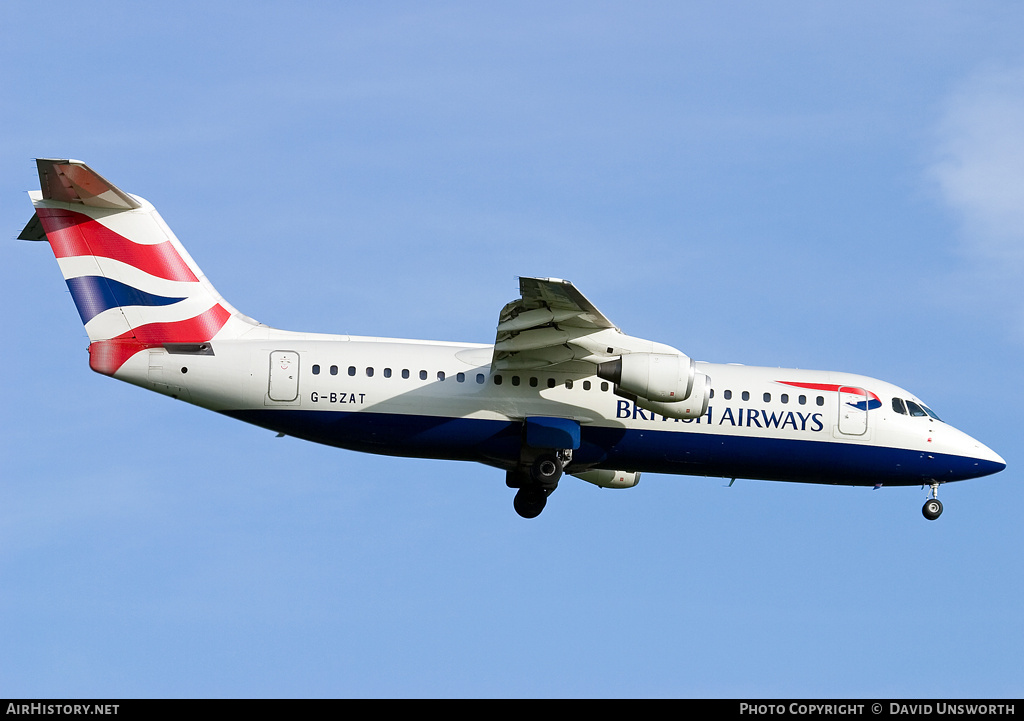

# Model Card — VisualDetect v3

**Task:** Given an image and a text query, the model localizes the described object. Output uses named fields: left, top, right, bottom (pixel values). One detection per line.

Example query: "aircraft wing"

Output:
left=492, top=277, right=676, bottom=371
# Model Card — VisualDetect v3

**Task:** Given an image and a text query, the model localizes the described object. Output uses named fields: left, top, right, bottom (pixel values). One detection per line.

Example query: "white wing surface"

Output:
left=492, top=277, right=712, bottom=419
left=492, top=277, right=675, bottom=369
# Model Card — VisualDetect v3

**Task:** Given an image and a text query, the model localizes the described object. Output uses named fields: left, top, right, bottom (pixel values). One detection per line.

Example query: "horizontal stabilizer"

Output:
left=18, top=213, right=45, bottom=241
left=34, top=158, right=141, bottom=210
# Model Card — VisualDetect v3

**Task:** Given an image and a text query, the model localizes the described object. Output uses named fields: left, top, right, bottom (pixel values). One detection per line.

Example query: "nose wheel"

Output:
left=922, top=483, right=943, bottom=521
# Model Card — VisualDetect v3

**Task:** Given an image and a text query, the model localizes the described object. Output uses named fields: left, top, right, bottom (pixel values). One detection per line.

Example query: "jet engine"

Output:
left=597, top=352, right=695, bottom=403
left=631, top=370, right=711, bottom=420
left=573, top=469, right=641, bottom=489
left=597, top=352, right=694, bottom=402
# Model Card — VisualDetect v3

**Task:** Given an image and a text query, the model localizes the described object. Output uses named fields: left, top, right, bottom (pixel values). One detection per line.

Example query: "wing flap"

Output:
left=494, top=326, right=571, bottom=352
left=496, top=307, right=584, bottom=333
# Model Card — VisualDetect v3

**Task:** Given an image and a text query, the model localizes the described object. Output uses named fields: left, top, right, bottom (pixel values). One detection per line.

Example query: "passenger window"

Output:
left=384, top=368, right=392, bottom=378
left=312, top=364, right=320, bottom=375
left=402, top=369, right=410, bottom=379
left=457, top=372, right=465, bottom=383
left=331, top=365, right=339, bottom=376
left=892, top=398, right=907, bottom=415
left=763, top=393, right=771, bottom=403
left=529, top=377, right=538, bottom=388
left=565, top=380, right=574, bottom=389
left=724, top=390, right=732, bottom=400
left=366, top=367, right=374, bottom=377
left=798, top=395, right=806, bottom=405
left=419, top=370, right=427, bottom=380
left=346, top=366, right=355, bottom=376
left=600, top=382, right=609, bottom=392
left=583, top=380, right=591, bottom=390
left=494, top=374, right=503, bottom=385
left=781, top=394, right=789, bottom=404
left=906, top=400, right=927, bottom=417
left=547, top=378, right=556, bottom=388
left=742, top=391, right=750, bottom=401
left=476, top=373, right=485, bottom=384
left=437, top=371, right=445, bottom=381
left=816, top=396, right=824, bottom=406
left=511, top=376, right=520, bottom=386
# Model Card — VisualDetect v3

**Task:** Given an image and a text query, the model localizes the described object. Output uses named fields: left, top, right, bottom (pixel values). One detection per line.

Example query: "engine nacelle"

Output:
left=597, top=352, right=695, bottom=403
left=573, top=469, right=641, bottom=489
left=632, top=371, right=711, bottom=419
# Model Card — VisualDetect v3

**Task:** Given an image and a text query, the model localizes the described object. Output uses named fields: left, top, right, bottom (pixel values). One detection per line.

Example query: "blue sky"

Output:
left=2, top=1, right=1022, bottom=698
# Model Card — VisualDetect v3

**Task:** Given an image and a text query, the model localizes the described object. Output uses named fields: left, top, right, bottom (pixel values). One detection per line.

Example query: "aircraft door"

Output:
left=268, top=350, right=300, bottom=402
left=837, top=386, right=868, bottom=436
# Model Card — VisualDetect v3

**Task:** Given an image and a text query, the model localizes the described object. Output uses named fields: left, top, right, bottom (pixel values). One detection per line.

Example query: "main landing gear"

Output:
left=508, top=451, right=568, bottom=519
left=922, top=482, right=943, bottom=521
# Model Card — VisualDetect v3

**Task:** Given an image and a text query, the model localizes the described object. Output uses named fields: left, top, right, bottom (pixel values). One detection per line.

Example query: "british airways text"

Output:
left=616, top=400, right=825, bottom=431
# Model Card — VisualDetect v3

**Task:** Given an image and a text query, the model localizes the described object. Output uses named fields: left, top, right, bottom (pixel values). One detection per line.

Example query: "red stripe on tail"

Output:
left=36, top=208, right=199, bottom=283
left=88, top=304, right=231, bottom=375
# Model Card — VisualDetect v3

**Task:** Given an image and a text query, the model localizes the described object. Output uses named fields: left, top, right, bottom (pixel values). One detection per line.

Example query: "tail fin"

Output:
left=23, top=159, right=255, bottom=375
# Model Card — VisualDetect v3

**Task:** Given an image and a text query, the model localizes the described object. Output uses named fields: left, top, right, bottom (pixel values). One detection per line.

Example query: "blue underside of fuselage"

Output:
left=220, top=409, right=1004, bottom=486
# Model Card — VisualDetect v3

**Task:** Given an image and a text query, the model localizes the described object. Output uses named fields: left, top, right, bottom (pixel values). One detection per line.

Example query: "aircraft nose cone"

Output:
left=962, top=437, right=1006, bottom=478
left=933, top=424, right=1006, bottom=480
left=978, top=445, right=1006, bottom=473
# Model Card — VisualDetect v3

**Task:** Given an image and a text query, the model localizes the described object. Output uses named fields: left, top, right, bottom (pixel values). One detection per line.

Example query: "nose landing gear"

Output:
left=922, top=482, right=943, bottom=521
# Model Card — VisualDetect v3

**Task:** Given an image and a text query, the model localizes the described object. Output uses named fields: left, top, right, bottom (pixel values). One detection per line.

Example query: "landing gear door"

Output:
left=268, top=350, right=300, bottom=402
left=837, top=386, right=868, bottom=436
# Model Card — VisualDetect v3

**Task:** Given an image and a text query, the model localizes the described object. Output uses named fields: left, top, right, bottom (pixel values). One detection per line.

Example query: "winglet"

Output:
left=34, top=158, right=141, bottom=210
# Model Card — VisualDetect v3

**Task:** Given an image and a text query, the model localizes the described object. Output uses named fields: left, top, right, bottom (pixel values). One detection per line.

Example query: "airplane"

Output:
left=19, top=158, right=1006, bottom=520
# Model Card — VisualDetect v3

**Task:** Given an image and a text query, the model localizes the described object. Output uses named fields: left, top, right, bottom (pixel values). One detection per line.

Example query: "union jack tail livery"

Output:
left=20, top=159, right=254, bottom=375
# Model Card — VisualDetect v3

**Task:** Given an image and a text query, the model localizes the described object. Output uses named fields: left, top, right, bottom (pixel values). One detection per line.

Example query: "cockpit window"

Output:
left=905, top=400, right=927, bottom=417
left=892, top=398, right=907, bottom=415
left=922, top=405, right=942, bottom=422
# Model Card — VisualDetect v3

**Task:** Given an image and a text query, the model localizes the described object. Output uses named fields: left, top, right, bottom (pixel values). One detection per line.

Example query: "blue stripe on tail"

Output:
left=66, top=276, right=186, bottom=324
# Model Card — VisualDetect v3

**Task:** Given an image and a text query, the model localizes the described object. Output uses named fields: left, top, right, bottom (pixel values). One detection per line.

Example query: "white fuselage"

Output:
left=112, top=330, right=1004, bottom=487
